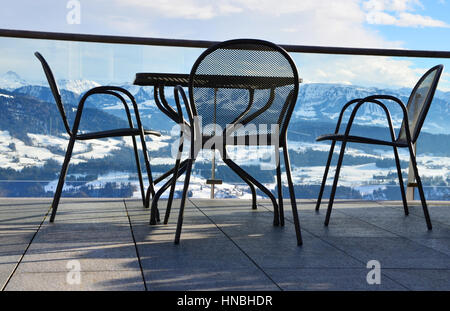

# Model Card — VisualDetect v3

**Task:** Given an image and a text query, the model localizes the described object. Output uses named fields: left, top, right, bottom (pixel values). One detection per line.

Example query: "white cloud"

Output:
left=366, top=11, right=399, bottom=24
left=363, top=0, right=449, bottom=27
left=1, top=0, right=445, bottom=93
left=395, top=12, right=450, bottom=27
left=113, top=0, right=237, bottom=20
left=297, top=54, right=420, bottom=89
left=108, top=0, right=449, bottom=45
left=103, top=16, right=157, bottom=36
left=363, top=0, right=422, bottom=12
left=218, top=3, right=244, bottom=15
left=108, top=0, right=398, bottom=49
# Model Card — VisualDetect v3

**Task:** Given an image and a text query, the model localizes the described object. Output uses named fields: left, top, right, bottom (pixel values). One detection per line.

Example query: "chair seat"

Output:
left=76, top=128, right=161, bottom=140
left=316, top=133, right=408, bottom=147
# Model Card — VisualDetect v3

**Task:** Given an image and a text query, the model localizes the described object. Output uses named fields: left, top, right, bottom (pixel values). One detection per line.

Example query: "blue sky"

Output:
left=1, top=0, right=450, bottom=90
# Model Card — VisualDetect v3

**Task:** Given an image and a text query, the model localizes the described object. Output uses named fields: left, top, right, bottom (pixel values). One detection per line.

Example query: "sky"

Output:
left=1, top=0, right=450, bottom=90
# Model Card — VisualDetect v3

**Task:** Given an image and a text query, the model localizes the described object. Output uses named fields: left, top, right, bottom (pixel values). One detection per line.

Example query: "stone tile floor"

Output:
left=0, top=198, right=449, bottom=291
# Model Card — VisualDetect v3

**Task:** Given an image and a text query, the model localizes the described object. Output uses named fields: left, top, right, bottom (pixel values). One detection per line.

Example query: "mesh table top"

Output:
left=134, top=72, right=302, bottom=88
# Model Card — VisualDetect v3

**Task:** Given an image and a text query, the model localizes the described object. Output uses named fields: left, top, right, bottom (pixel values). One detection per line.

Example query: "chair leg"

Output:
left=138, top=131, right=155, bottom=200
left=223, top=160, right=257, bottom=210
left=149, top=160, right=189, bottom=225
left=145, top=186, right=151, bottom=209
left=222, top=154, right=279, bottom=226
left=246, top=175, right=258, bottom=210
left=149, top=186, right=164, bottom=226
left=130, top=135, right=146, bottom=207
left=282, top=145, right=303, bottom=246
left=407, top=144, right=432, bottom=230
left=276, top=153, right=284, bottom=226
left=149, top=173, right=176, bottom=225
left=146, top=186, right=160, bottom=224
left=325, top=141, right=347, bottom=226
left=393, top=146, right=408, bottom=215
left=174, top=159, right=194, bottom=244
left=316, top=141, right=336, bottom=211
left=165, top=138, right=185, bottom=224
left=49, top=137, right=76, bottom=222
left=165, top=157, right=185, bottom=224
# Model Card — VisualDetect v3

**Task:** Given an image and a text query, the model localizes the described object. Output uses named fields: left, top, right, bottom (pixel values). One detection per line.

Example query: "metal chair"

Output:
left=35, top=52, right=159, bottom=222
left=151, top=39, right=303, bottom=246
left=315, top=64, right=444, bottom=229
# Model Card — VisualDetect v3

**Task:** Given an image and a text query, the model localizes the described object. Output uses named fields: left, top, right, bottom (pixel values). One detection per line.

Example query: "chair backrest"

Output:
left=34, top=52, right=72, bottom=135
left=397, top=64, right=443, bottom=144
left=188, top=39, right=299, bottom=142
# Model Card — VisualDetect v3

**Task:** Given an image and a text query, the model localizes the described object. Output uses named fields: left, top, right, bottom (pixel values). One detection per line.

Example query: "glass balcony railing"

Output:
left=0, top=29, right=449, bottom=200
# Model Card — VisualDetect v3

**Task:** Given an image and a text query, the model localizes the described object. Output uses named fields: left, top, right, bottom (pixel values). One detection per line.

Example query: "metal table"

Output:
left=134, top=72, right=302, bottom=223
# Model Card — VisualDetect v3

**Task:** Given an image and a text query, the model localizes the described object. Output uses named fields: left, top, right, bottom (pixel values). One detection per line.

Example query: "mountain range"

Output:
left=0, top=71, right=448, bottom=200
left=1, top=71, right=449, bottom=137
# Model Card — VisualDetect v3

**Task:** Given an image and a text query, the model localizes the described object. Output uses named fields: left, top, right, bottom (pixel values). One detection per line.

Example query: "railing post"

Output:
left=406, top=142, right=417, bottom=201
left=206, top=88, right=222, bottom=199
left=210, top=150, right=216, bottom=199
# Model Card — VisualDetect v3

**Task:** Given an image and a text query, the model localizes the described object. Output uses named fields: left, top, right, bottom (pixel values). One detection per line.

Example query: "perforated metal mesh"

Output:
left=398, top=66, right=441, bottom=143
left=190, top=42, right=297, bottom=139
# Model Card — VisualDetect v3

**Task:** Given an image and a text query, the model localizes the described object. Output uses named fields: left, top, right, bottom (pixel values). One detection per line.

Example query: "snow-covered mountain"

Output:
left=295, top=83, right=409, bottom=126
left=1, top=71, right=450, bottom=134
left=57, top=79, right=101, bottom=95
left=0, top=71, right=28, bottom=91
left=1, top=71, right=101, bottom=95
left=295, top=83, right=449, bottom=134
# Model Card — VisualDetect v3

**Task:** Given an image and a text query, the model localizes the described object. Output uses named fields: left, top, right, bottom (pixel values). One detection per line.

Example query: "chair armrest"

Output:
left=73, top=86, right=145, bottom=136
left=92, top=90, right=134, bottom=128
left=334, top=98, right=364, bottom=134
left=357, top=95, right=411, bottom=142
left=361, top=95, right=408, bottom=117
left=340, top=95, right=405, bottom=142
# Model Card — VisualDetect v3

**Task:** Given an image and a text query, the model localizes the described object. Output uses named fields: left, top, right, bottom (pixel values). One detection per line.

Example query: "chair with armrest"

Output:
left=35, top=52, right=159, bottom=222
left=315, top=64, right=444, bottom=229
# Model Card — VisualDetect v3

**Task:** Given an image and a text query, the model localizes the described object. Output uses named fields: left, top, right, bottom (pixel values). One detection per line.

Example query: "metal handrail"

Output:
left=1, top=28, right=450, bottom=58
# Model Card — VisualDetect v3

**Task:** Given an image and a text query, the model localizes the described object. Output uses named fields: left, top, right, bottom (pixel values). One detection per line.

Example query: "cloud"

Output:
left=366, top=10, right=400, bottom=24
left=2, top=0, right=446, bottom=93
left=296, top=55, right=450, bottom=93
left=395, top=12, right=450, bottom=27
left=363, top=0, right=449, bottom=27
left=102, top=16, right=156, bottom=36
left=113, top=0, right=240, bottom=20
left=363, top=0, right=422, bottom=12
left=103, top=0, right=443, bottom=91
left=108, top=0, right=449, bottom=46
left=297, top=54, right=420, bottom=89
